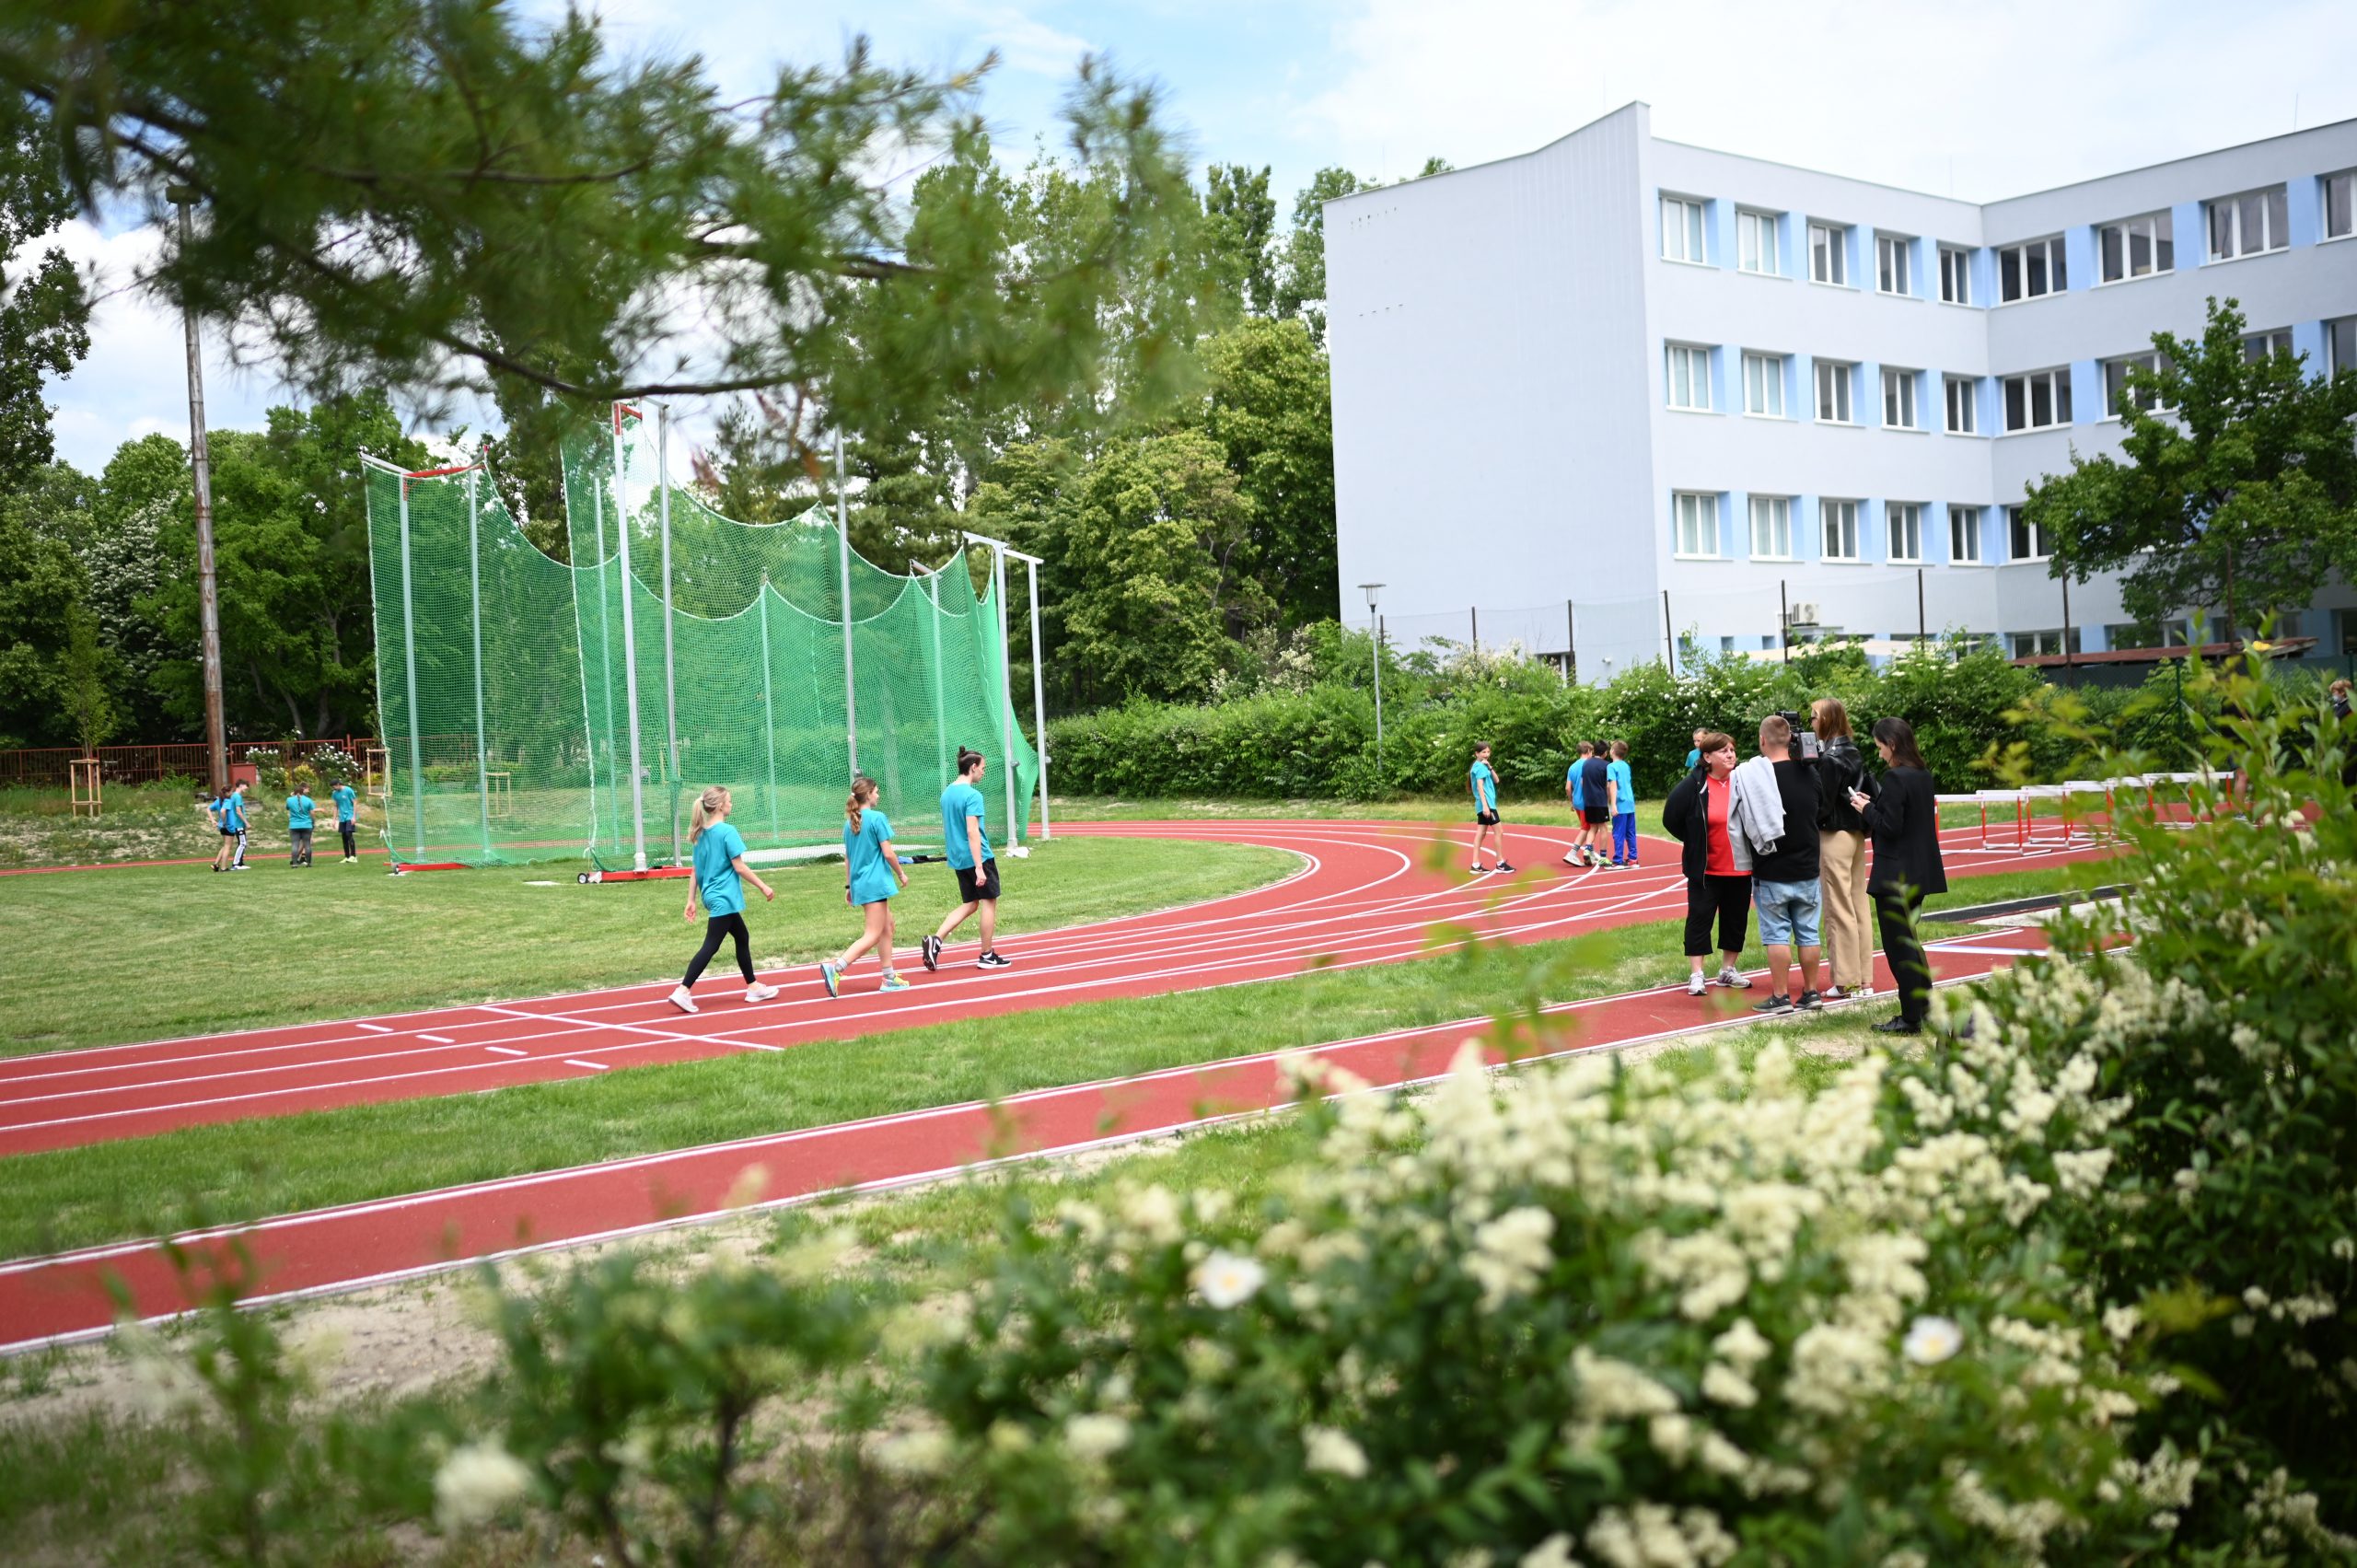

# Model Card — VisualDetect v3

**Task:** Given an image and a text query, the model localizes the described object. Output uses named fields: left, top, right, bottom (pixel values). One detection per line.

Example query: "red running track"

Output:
left=0, top=819, right=2113, bottom=1156
left=0, top=921, right=2074, bottom=1350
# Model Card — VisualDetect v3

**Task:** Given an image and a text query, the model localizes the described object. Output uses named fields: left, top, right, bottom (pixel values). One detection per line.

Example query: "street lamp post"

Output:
left=1359, top=582, right=1386, bottom=783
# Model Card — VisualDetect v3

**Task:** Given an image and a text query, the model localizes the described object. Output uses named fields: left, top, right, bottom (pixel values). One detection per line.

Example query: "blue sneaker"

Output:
left=819, top=960, right=840, bottom=999
left=879, top=971, right=912, bottom=993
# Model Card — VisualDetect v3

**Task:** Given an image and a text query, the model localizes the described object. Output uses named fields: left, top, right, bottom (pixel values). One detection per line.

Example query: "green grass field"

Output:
left=0, top=861, right=2084, bottom=1259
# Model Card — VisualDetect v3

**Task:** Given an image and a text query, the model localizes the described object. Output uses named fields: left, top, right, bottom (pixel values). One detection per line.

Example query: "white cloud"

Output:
left=1300, top=0, right=2357, bottom=200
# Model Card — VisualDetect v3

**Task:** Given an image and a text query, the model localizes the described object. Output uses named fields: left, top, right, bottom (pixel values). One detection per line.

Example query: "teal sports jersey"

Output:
left=1566, top=761, right=1585, bottom=809
left=1469, top=760, right=1497, bottom=813
left=844, top=810, right=898, bottom=904
left=285, top=793, right=315, bottom=830
left=332, top=784, right=356, bottom=822
left=1607, top=759, right=1635, bottom=815
left=218, top=792, right=247, bottom=832
left=940, top=781, right=992, bottom=870
left=692, top=820, right=749, bottom=917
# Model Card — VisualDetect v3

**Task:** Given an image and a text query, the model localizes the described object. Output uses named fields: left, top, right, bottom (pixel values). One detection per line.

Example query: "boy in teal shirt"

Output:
left=331, top=781, right=359, bottom=862
left=1468, top=742, right=1513, bottom=874
left=285, top=784, right=317, bottom=866
left=1607, top=740, right=1639, bottom=867
left=923, top=747, right=1012, bottom=972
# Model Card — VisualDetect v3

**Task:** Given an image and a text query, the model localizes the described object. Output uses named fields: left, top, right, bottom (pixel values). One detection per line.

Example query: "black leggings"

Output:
left=1875, top=888, right=1931, bottom=1024
left=684, top=912, right=755, bottom=987
left=1684, top=874, right=1751, bottom=958
left=338, top=821, right=357, bottom=857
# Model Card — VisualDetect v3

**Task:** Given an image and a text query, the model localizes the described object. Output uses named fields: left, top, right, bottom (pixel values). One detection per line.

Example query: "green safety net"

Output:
left=364, top=412, right=1039, bottom=866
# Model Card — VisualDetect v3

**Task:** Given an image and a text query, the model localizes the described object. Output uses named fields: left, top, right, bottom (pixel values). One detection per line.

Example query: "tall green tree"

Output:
left=1199, top=317, right=1336, bottom=630
left=0, top=94, right=88, bottom=488
left=0, top=488, right=83, bottom=747
left=1203, top=163, right=1277, bottom=317
left=2024, top=296, right=2357, bottom=641
left=1274, top=167, right=1365, bottom=345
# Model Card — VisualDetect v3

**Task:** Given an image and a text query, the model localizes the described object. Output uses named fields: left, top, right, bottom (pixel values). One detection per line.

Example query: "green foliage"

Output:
left=2024, top=296, right=2357, bottom=640
left=0, top=474, right=87, bottom=748
left=0, top=92, right=90, bottom=489
left=1271, top=166, right=1366, bottom=344
left=1202, top=163, right=1278, bottom=317
left=1200, top=317, right=1336, bottom=631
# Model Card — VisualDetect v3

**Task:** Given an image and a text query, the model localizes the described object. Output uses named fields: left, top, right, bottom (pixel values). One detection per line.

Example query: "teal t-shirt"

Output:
left=1469, top=760, right=1497, bottom=813
left=844, top=810, right=898, bottom=904
left=941, top=782, right=992, bottom=871
left=218, top=792, right=247, bottom=832
left=285, top=793, right=315, bottom=830
left=1607, top=759, right=1635, bottom=816
left=692, top=820, right=748, bottom=917
left=332, top=784, right=356, bottom=823
left=1566, top=761, right=1585, bottom=809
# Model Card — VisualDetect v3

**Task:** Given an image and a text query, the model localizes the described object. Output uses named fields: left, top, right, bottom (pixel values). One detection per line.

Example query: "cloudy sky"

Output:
left=41, top=0, right=2357, bottom=472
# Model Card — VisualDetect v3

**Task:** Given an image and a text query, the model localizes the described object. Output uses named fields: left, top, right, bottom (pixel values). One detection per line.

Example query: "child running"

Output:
left=922, top=748, right=1013, bottom=972
left=331, top=778, right=359, bottom=863
left=1608, top=740, right=1639, bottom=867
left=669, top=785, right=778, bottom=1015
left=821, top=775, right=912, bottom=997
left=1469, top=742, right=1513, bottom=874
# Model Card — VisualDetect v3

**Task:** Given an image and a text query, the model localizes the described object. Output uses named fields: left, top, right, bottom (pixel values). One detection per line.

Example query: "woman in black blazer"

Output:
left=1846, top=716, right=1947, bottom=1035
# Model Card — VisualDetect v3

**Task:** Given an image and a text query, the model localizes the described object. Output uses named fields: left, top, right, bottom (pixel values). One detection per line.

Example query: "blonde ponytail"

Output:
left=845, top=775, right=877, bottom=834
left=688, top=785, right=731, bottom=842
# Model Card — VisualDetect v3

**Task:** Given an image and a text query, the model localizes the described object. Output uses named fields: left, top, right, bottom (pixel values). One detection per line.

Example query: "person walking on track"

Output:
left=211, top=779, right=250, bottom=872
left=1577, top=739, right=1613, bottom=870
left=1562, top=741, right=1596, bottom=866
left=669, top=785, right=778, bottom=1015
left=331, top=778, right=359, bottom=863
left=1469, top=743, right=1513, bottom=873
left=822, top=775, right=912, bottom=997
left=1607, top=740, right=1639, bottom=867
left=1850, top=716, right=1948, bottom=1036
left=1662, top=732, right=1752, bottom=995
left=1811, top=698, right=1875, bottom=1000
left=284, top=781, right=317, bottom=866
left=924, top=748, right=1013, bottom=972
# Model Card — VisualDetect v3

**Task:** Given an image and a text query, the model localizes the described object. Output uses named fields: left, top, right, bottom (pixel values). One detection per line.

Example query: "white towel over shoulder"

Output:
left=1727, top=756, right=1786, bottom=873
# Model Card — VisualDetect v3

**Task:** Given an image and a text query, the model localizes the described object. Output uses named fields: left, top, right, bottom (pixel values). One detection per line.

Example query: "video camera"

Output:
left=1776, top=710, right=1821, bottom=760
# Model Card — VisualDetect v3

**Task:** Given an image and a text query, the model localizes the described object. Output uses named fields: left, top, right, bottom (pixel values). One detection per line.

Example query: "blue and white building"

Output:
left=1326, top=103, right=2357, bottom=676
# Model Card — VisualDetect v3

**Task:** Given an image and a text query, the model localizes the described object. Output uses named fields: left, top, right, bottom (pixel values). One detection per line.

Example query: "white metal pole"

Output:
left=610, top=408, right=650, bottom=871
left=1022, top=554, right=1050, bottom=840
left=591, top=474, right=617, bottom=853
left=468, top=469, right=492, bottom=862
left=926, top=563, right=949, bottom=789
left=1371, top=602, right=1384, bottom=781
left=397, top=478, right=425, bottom=856
left=835, top=430, right=859, bottom=780
left=658, top=405, right=681, bottom=865
left=758, top=576, right=780, bottom=843
left=993, top=543, right=1016, bottom=840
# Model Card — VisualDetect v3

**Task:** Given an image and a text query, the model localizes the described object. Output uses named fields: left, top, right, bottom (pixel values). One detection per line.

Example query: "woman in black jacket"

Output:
left=1661, top=732, right=1753, bottom=997
left=1847, top=716, right=1947, bottom=1035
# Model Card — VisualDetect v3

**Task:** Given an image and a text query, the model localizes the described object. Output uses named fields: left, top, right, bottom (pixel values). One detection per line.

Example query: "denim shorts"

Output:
left=1752, top=877, right=1822, bottom=947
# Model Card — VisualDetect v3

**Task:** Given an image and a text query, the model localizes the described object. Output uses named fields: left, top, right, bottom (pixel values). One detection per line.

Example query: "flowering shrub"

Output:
left=889, top=1039, right=2176, bottom=1565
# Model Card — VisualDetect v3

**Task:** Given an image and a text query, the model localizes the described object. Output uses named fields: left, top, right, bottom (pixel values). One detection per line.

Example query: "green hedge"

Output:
left=1048, top=640, right=2226, bottom=801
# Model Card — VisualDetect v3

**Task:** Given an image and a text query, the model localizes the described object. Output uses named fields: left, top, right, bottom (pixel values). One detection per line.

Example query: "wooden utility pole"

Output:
left=171, top=191, right=227, bottom=796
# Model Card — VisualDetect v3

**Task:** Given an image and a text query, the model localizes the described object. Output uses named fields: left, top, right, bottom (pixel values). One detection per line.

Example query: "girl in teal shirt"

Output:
left=669, top=785, right=777, bottom=1015
left=821, top=775, right=911, bottom=997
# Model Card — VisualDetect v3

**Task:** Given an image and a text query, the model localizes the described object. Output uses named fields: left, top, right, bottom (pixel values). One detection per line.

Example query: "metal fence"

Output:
left=0, top=739, right=381, bottom=790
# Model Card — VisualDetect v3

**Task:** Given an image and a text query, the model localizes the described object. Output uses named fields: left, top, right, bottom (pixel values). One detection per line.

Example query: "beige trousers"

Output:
left=1819, top=830, right=1872, bottom=990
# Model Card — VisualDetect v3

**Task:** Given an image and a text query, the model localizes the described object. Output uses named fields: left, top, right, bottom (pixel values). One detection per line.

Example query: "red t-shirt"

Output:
left=1703, top=775, right=1737, bottom=877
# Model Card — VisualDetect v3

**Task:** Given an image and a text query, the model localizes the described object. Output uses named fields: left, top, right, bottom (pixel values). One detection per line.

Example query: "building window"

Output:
left=1945, top=375, right=1979, bottom=434
left=2009, top=629, right=2082, bottom=658
left=1662, top=195, right=1706, bottom=263
left=1666, top=343, right=1712, bottom=410
left=2007, top=505, right=2053, bottom=562
left=1821, top=499, right=1861, bottom=561
left=1749, top=495, right=1793, bottom=559
left=2242, top=330, right=2293, bottom=362
left=1674, top=492, right=1719, bottom=557
left=1875, top=234, right=1912, bottom=295
left=1815, top=359, right=1854, bottom=423
left=2098, top=211, right=2174, bottom=282
left=1939, top=245, right=1971, bottom=304
left=2106, top=619, right=2190, bottom=650
left=1950, top=505, right=1982, bottom=563
left=1737, top=210, right=1778, bottom=273
left=1809, top=221, right=1848, bottom=285
left=2330, top=317, right=2357, bottom=376
left=1888, top=502, right=1923, bottom=563
left=1743, top=352, right=1786, bottom=417
left=2328, top=171, right=2355, bottom=241
left=1882, top=366, right=1921, bottom=429
left=2002, top=367, right=2073, bottom=432
left=2105, top=353, right=2173, bottom=415
left=2206, top=185, right=2289, bottom=261
left=1997, top=236, right=2066, bottom=302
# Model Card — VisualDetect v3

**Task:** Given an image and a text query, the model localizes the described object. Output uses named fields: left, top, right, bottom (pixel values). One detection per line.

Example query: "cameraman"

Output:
left=1811, top=698, right=1875, bottom=1000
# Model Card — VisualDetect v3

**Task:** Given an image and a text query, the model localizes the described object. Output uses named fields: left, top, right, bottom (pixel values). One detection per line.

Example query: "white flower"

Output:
left=1193, top=1249, right=1267, bottom=1308
left=877, top=1423, right=956, bottom=1477
left=1902, top=1315, right=1963, bottom=1365
left=1710, top=1318, right=1772, bottom=1372
left=433, top=1438, right=532, bottom=1530
left=1119, top=1184, right=1185, bottom=1246
left=1520, top=1534, right=1581, bottom=1568
left=1302, top=1424, right=1369, bottom=1479
left=2101, top=1305, right=2142, bottom=1343
left=1700, top=1363, right=1757, bottom=1409
left=1467, top=1206, right=1555, bottom=1308
left=1064, top=1412, right=1132, bottom=1461
left=2241, top=1285, right=2270, bottom=1311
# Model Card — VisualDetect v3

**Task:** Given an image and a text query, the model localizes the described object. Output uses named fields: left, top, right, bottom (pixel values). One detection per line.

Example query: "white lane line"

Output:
left=564, top=1060, right=610, bottom=1072
left=484, top=1046, right=527, bottom=1058
left=356, top=1024, right=392, bottom=1034
left=418, top=1034, right=453, bottom=1045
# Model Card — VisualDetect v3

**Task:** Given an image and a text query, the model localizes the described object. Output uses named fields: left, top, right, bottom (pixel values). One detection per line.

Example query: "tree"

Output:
left=1199, top=318, right=1337, bottom=631
left=1274, top=167, right=1365, bottom=345
left=0, top=500, right=82, bottom=748
left=2024, top=296, right=2357, bottom=642
left=0, top=94, right=89, bottom=490
left=1203, top=163, right=1277, bottom=317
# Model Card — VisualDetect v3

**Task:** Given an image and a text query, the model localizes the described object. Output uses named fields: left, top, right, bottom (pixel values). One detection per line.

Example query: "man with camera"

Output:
left=1745, top=712, right=1825, bottom=1011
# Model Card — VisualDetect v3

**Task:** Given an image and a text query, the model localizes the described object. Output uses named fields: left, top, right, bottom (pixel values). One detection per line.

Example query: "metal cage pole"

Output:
left=925, top=562, right=950, bottom=791
left=657, top=405, right=681, bottom=865
left=758, top=576, right=780, bottom=843
left=591, top=475, right=617, bottom=853
left=964, top=531, right=1020, bottom=840
left=1020, top=552, right=1049, bottom=839
left=468, top=468, right=492, bottom=862
left=835, top=431, right=859, bottom=780
left=396, top=477, right=426, bottom=856
left=610, top=406, right=650, bottom=871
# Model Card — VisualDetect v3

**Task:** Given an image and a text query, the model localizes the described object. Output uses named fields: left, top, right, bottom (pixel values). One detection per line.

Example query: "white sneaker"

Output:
left=1717, top=966, right=1752, bottom=989
left=743, top=981, right=779, bottom=1003
left=668, top=985, right=699, bottom=1014
left=1562, top=849, right=1583, bottom=865
left=1686, top=972, right=1707, bottom=996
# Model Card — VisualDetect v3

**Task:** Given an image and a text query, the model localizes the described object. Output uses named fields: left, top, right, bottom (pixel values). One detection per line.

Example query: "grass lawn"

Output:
left=0, top=835, right=1295, bottom=1058
left=0, top=863, right=2084, bottom=1260
left=0, top=782, right=391, bottom=870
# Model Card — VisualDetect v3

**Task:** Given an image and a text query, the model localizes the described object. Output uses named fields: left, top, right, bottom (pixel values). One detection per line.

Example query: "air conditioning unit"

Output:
left=1787, top=602, right=1822, bottom=627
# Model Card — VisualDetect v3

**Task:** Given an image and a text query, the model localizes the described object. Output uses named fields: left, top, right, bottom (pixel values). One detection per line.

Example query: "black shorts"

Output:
left=1474, top=809, right=1499, bottom=827
left=955, top=859, right=1002, bottom=903
left=1582, top=805, right=1611, bottom=826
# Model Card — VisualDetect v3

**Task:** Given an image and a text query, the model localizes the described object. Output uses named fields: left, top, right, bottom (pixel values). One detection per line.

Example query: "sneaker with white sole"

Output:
left=1469, top=863, right=1489, bottom=874
left=977, top=951, right=1014, bottom=970
left=1716, top=966, right=1752, bottom=989
left=819, top=960, right=840, bottom=999
left=1561, top=850, right=1582, bottom=866
left=1685, top=971, right=1707, bottom=996
left=668, top=985, right=699, bottom=1015
left=920, top=934, right=942, bottom=971
left=879, top=972, right=912, bottom=993
left=1494, top=862, right=1516, bottom=874
left=744, top=981, right=779, bottom=1003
